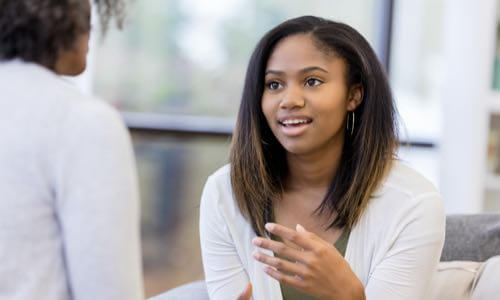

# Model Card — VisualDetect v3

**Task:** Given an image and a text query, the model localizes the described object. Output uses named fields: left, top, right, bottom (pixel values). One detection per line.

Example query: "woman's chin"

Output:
left=279, top=141, right=315, bottom=156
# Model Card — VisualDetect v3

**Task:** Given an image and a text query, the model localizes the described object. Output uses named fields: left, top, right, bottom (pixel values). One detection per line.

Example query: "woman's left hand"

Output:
left=252, top=223, right=365, bottom=300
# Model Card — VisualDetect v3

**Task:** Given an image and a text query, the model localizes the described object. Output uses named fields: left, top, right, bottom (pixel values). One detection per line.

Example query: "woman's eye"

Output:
left=267, top=81, right=282, bottom=90
left=305, top=78, right=322, bottom=87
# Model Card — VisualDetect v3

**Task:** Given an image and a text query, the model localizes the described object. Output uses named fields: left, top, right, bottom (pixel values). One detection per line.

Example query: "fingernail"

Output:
left=252, top=237, right=261, bottom=246
left=252, top=252, right=260, bottom=260
left=296, top=224, right=305, bottom=232
left=265, top=223, right=274, bottom=231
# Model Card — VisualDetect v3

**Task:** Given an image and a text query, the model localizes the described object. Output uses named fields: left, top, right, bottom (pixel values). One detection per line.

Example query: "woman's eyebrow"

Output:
left=299, top=66, right=329, bottom=74
left=265, top=70, right=284, bottom=76
left=265, top=66, right=329, bottom=76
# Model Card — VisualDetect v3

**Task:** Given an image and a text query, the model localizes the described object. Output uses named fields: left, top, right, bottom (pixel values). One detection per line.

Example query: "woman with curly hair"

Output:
left=200, top=16, right=445, bottom=300
left=0, top=1, right=143, bottom=299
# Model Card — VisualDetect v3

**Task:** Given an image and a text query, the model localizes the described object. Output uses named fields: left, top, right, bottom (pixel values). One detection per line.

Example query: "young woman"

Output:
left=0, top=1, right=143, bottom=299
left=200, top=16, right=445, bottom=300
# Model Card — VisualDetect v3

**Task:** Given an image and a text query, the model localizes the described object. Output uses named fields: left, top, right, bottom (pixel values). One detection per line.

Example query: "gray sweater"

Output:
left=0, top=60, right=144, bottom=299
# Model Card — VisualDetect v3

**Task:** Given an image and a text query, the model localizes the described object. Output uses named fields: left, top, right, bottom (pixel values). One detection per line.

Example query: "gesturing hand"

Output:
left=237, top=283, right=252, bottom=300
left=252, top=223, right=364, bottom=300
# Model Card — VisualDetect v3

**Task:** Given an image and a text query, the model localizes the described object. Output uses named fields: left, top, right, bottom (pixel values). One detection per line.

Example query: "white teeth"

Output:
left=282, top=119, right=310, bottom=125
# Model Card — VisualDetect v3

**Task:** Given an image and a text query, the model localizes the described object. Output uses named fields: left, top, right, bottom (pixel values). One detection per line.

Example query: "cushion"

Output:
left=428, top=260, right=481, bottom=300
left=429, top=256, right=500, bottom=300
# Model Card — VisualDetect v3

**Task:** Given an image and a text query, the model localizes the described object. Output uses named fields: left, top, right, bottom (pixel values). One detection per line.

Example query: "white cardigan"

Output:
left=200, top=161, right=445, bottom=300
left=0, top=60, right=144, bottom=300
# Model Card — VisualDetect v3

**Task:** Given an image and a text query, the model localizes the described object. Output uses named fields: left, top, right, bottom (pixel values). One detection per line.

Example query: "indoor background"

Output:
left=69, top=0, right=498, bottom=297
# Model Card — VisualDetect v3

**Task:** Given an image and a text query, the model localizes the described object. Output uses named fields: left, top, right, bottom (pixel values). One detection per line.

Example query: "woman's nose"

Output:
left=279, top=85, right=305, bottom=109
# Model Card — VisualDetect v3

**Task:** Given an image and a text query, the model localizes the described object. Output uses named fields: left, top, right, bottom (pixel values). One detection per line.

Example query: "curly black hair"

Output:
left=0, top=0, right=125, bottom=68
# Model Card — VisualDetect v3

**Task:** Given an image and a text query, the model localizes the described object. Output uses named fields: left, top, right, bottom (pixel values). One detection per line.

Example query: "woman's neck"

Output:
left=285, top=138, right=344, bottom=191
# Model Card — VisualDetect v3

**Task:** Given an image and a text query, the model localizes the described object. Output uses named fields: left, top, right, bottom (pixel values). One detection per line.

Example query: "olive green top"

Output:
left=273, top=228, right=351, bottom=300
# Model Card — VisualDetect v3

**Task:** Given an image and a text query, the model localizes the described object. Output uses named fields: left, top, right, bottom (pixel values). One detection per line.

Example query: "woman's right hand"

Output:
left=237, top=283, right=252, bottom=300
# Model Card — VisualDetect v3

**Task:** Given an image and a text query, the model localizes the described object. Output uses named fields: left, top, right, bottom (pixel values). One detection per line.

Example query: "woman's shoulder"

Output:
left=353, top=160, right=445, bottom=248
left=205, top=164, right=231, bottom=190
left=210, top=164, right=232, bottom=179
left=200, top=164, right=253, bottom=232
left=64, top=97, right=124, bottom=130
left=379, top=159, right=440, bottom=200
left=364, top=160, right=444, bottom=223
left=3, top=59, right=124, bottom=133
left=201, top=164, right=234, bottom=206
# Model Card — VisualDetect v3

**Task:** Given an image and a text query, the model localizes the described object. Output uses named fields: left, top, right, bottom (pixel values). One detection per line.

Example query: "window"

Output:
left=390, top=0, right=444, bottom=186
left=93, top=0, right=377, bottom=117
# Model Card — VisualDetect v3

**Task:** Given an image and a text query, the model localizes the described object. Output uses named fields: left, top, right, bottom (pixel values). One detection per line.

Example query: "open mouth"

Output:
left=276, top=118, right=313, bottom=137
left=278, top=118, right=313, bottom=127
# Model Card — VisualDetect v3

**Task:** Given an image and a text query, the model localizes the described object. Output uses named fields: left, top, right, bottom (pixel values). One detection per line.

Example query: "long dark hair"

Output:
left=230, top=16, right=398, bottom=236
left=0, top=0, right=125, bottom=68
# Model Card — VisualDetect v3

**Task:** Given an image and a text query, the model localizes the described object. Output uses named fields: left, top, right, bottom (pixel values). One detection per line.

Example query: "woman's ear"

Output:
left=347, top=83, right=363, bottom=111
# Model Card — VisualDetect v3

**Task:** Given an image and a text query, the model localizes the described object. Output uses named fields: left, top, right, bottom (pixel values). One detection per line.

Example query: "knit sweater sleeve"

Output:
left=53, top=100, right=144, bottom=300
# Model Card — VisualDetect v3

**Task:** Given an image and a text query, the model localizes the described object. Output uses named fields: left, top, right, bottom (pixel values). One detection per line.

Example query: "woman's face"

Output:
left=261, top=34, right=362, bottom=156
